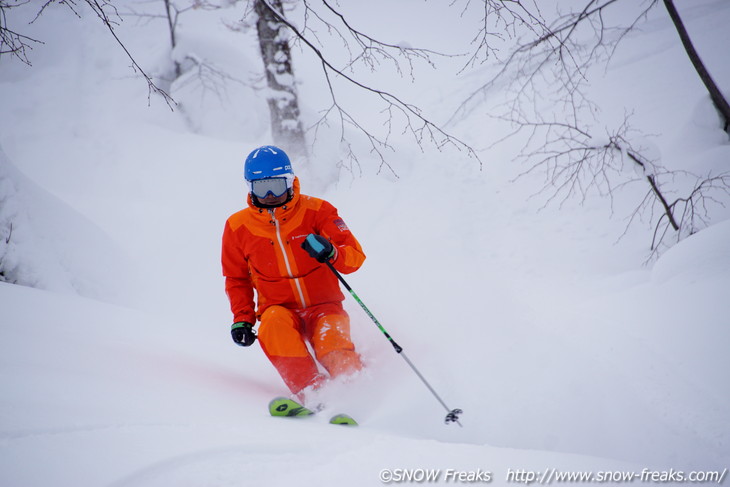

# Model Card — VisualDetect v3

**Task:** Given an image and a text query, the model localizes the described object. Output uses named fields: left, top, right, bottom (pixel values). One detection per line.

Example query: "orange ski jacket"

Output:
left=222, top=178, right=366, bottom=324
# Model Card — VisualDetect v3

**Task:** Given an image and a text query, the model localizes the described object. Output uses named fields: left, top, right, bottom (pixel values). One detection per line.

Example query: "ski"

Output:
left=268, top=397, right=358, bottom=426
left=268, top=397, right=316, bottom=417
left=329, top=413, right=358, bottom=426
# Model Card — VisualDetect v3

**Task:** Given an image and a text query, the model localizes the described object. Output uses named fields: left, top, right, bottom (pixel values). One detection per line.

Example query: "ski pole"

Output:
left=326, top=261, right=463, bottom=427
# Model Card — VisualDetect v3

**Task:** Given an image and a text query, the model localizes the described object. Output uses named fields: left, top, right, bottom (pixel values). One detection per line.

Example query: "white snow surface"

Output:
left=1, top=1, right=729, bottom=486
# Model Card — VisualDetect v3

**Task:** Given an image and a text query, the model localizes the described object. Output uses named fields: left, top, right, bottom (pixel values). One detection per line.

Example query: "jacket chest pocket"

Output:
left=246, top=239, right=280, bottom=278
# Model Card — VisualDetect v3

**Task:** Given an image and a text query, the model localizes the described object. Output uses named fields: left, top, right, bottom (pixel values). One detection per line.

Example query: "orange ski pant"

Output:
left=257, top=302, right=363, bottom=395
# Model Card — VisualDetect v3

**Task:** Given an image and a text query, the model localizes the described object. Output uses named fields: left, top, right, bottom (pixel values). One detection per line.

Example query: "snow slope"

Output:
left=2, top=280, right=641, bottom=487
left=1, top=1, right=729, bottom=485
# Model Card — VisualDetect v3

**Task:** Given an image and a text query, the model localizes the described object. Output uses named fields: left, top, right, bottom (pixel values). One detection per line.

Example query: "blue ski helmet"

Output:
left=244, top=145, right=293, bottom=181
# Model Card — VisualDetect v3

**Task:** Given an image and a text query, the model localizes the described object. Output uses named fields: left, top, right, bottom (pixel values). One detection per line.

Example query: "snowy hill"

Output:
left=1, top=1, right=729, bottom=485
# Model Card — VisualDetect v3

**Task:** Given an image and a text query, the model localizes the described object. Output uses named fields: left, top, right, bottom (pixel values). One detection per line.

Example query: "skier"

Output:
left=222, top=145, right=366, bottom=401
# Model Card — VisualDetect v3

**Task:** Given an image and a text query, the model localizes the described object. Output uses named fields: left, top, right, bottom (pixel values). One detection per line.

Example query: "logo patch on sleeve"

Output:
left=333, top=218, right=349, bottom=232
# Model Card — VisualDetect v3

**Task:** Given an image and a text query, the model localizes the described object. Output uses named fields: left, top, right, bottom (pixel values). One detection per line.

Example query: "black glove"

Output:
left=301, top=234, right=335, bottom=263
left=231, top=321, right=256, bottom=347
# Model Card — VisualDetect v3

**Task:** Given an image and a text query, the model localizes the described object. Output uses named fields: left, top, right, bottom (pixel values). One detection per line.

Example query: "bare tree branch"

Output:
left=663, top=0, right=730, bottom=133
left=26, top=0, right=176, bottom=108
left=259, top=0, right=481, bottom=175
left=0, top=0, right=44, bottom=65
left=455, top=0, right=728, bottom=258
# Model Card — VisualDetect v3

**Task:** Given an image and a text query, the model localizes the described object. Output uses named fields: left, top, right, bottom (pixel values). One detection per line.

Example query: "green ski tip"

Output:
left=329, top=414, right=358, bottom=426
left=269, top=397, right=315, bottom=417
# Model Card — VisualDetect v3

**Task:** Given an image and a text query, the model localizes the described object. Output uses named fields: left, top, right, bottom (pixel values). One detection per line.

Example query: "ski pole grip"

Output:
left=305, top=233, right=326, bottom=255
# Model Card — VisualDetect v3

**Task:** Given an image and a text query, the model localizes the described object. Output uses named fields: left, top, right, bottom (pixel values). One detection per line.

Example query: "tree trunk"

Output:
left=254, top=0, right=308, bottom=162
left=663, top=0, right=730, bottom=134
left=163, top=0, right=182, bottom=79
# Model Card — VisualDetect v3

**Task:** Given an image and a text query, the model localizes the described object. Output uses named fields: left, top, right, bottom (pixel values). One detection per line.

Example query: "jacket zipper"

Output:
left=269, top=209, right=308, bottom=308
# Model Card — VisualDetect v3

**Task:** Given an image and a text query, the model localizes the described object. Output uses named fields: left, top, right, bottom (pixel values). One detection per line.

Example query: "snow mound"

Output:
left=0, top=147, right=131, bottom=303
left=652, top=218, right=730, bottom=284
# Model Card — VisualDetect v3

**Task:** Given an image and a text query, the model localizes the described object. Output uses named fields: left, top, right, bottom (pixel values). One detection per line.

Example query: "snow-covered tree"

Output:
left=253, top=0, right=307, bottom=162
left=0, top=150, right=20, bottom=285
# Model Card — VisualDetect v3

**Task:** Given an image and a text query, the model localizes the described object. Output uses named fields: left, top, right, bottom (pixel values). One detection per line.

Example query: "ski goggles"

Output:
left=249, top=176, right=291, bottom=199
